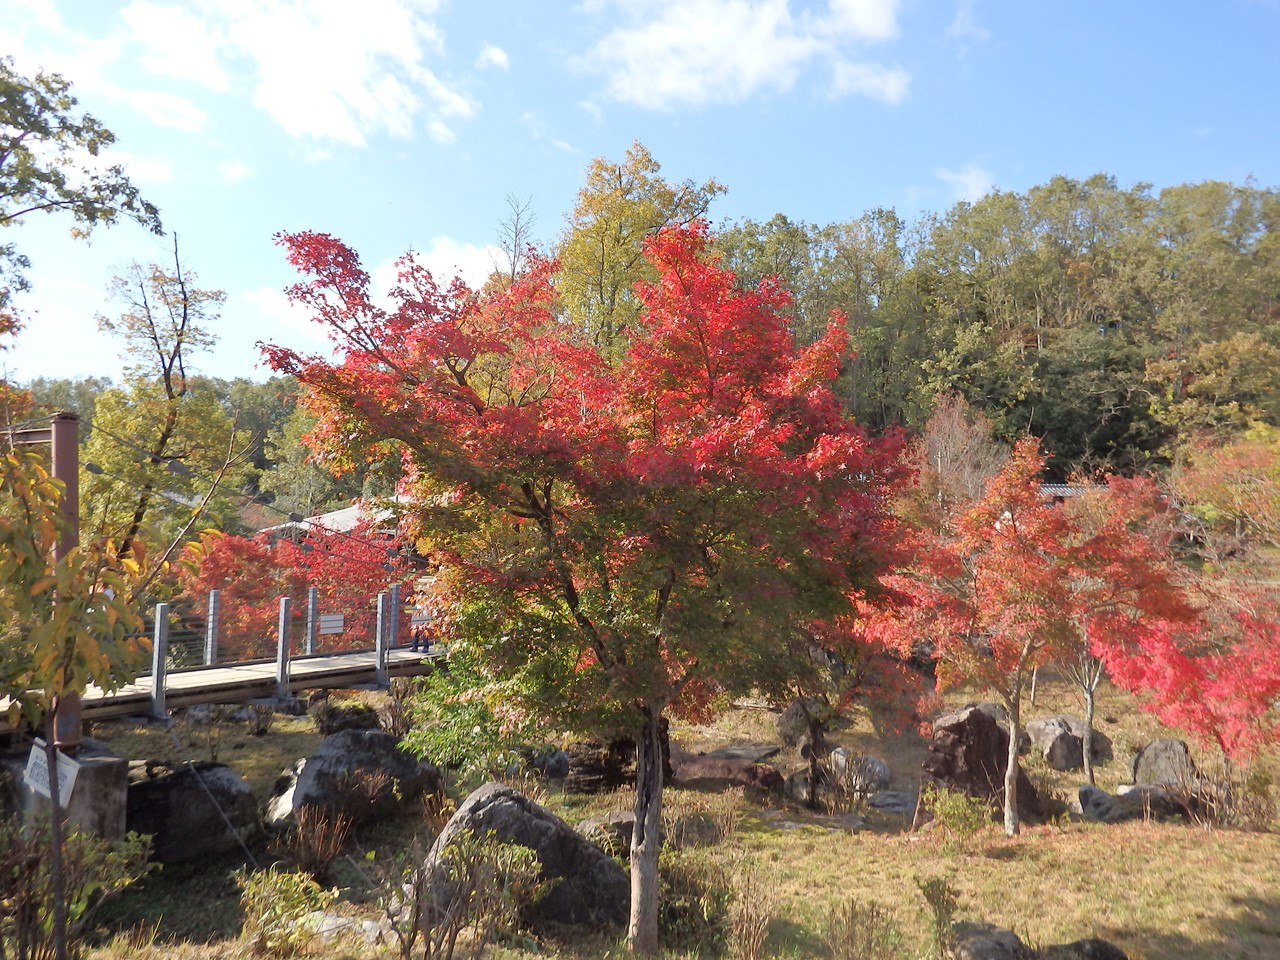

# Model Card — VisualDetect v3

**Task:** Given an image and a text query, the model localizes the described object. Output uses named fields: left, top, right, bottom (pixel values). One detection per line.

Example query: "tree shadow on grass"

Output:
left=1099, top=893, right=1280, bottom=960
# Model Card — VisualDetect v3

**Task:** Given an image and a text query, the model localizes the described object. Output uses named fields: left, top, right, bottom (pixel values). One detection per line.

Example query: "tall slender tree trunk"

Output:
left=1003, top=694, right=1021, bottom=837
left=628, top=706, right=664, bottom=955
left=1082, top=682, right=1097, bottom=786
left=43, top=729, right=69, bottom=960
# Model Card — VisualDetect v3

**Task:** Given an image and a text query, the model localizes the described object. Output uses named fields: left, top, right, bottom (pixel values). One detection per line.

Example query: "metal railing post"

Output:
left=305, top=586, right=319, bottom=656
left=375, top=591, right=389, bottom=686
left=204, top=589, right=220, bottom=665
left=276, top=596, right=292, bottom=700
left=151, top=602, right=169, bottom=719
left=389, top=583, right=401, bottom=650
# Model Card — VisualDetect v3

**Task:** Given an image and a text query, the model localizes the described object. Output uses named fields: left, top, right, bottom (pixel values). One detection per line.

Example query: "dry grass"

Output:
left=84, top=676, right=1280, bottom=960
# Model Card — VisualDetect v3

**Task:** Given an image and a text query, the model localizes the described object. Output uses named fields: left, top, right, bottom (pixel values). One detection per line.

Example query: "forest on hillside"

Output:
left=22, top=151, right=1280, bottom=542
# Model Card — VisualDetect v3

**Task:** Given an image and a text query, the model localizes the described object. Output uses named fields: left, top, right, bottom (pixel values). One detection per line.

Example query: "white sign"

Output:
left=23, top=739, right=80, bottom=807
left=318, top=613, right=345, bottom=636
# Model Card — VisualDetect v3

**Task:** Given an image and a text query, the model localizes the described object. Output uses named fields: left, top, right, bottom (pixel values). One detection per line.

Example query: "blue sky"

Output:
left=4, top=0, right=1278, bottom=384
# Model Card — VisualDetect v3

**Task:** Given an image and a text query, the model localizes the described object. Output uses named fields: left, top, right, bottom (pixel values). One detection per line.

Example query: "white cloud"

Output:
left=947, top=0, right=991, bottom=48
left=118, top=88, right=208, bottom=132
left=476, top=43, right=509, bottom=70
left=830, top=60, right=909, bottom=103
left=236, top=286, right=330, bottom=355
left=936, top=162, right=995, bottom=203
left=218, top=159, right=253, bottom=182
left=579, top=0, right=907, bottom=109
left=373, top=237, right=505, bottom=295
left=426, top=120, right=456, bottom=144
left=211, top=0, right=470, bottom=147
left=520, top=111, right=578, bottom=153
left=16, top=0, right=474, bottom=148
left=120, top=1, right=230, bottom=90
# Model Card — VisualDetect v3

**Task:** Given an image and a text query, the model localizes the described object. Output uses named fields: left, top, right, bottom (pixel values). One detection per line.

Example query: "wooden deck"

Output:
left=4, top=648, right=443, bottom=727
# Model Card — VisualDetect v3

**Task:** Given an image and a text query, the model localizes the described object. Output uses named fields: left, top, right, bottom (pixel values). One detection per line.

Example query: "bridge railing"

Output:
left=141, top=581, right=432, bottom=718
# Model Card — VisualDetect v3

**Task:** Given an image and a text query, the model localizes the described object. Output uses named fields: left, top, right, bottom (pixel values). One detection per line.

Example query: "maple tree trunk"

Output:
left=628, top=706, right=664, bottom=955
left=1003, top=695, right=1021, bottom=837
left=1082, top=685, right=1096, bottom=786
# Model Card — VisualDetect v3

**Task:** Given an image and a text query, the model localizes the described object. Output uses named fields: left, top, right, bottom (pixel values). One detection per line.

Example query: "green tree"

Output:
left=556, top=140, right=724, bottom=353
left=81, top=251, right=251, bottom=554
left=0, top=56, right=162, bottom=328
left=0, top=447, right=146, bottom=960
left=25, top=375, right=113, bottom=439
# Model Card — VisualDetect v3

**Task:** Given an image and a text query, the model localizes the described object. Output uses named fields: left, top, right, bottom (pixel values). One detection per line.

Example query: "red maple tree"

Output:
left=864, top=440, right=1200, bottom=831
left=179, top=516, right=413, bottom=660
left=262, top=222, right=905, bottom=953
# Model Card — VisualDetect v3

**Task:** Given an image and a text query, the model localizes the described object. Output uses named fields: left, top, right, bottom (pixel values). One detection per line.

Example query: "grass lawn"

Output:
left=79, top=678, right=1280, bottom=959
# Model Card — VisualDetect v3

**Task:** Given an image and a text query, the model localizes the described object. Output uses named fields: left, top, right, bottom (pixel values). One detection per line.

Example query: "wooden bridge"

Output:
left=78, top=647, right=443, bottom=723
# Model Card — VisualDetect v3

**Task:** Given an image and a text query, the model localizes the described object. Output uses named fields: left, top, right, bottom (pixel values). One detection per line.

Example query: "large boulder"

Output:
left=126, top=762, right=258, bottom=863
left=563, top=723, right=672, bottom=795
left=424, top=783, right=629, bottom=930
left=669, top=749, right=783, bottom=794
left=777, top=697, right=833, bottom=748
left=266, top=729, right=441, bottom=826
left=952, top=922, right=1034, bottom=960
left=953, top=923, right=1127, bottom=960
left=1079, top=783, right=1189, bottom=824
left=921, top=706, right=1044, bottom=826
left=1131, top=739, right=1196, bottom=787
left=1026, top=716, right=1113, bottom=772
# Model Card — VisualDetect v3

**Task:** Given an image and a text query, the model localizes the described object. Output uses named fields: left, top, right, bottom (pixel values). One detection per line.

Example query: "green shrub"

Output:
left=658, top=849, right=732, bottom=954
left=236, top=865, right=335, bottom=958
left=0, top=818, right=152, bottom=960
left=922, top=782, right=991, bottom=852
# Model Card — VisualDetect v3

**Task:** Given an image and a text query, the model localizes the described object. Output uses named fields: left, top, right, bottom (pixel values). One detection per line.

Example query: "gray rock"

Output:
left=1026, top=716, right=1113, bottom=772
left=952, top=921, right=1034, bottom=960
left=670, top=752, right=783, bottom=793
left=1131, top=738, right=1196, bottom=787
left=577, top=810, right=638, bottom=855
left=705, top=744, right=780, bottom=763
left=126, top=762, right=259, bottom=863
left=868, top=790, right=917, bottom=816
left=829, top=749, right=890, bottom=792
left=1040, top=939, right=1129, bottom=959
left=425, top=782, right=629, bottom=930
left=777, top=697, right=833, bottom=747
left=266, top=729, right=441, bottom=826
left=1079, top=784, right=1186, bottom=823
left=952, top=922, right=1128, bottom=960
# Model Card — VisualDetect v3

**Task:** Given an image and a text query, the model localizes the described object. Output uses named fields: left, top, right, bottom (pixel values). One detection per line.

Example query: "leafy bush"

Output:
left=728, top=867, right=776, bottom=960
left=236, top=865, right=335, bottom=958
left=916, top=876, right=960, bottom=960
left=0, top=820, right=152, bottom=960
left=380, top=830, right=543, bottom=960
left=658, top=849, right=732, bottom=954
left=921, top=782, right=990, bottom=852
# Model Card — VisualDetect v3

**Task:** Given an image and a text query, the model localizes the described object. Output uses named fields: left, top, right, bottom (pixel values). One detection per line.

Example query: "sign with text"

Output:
left=23, top=739, right=80, bottom=807
left=318, top=613, right=345, bottom=636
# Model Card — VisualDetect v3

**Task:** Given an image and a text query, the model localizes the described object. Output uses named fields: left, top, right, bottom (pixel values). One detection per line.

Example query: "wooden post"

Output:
left=151, top=603, right=169, bottom=719
left=204, top=589, right=220, bottom=665
left=305, top=586, right=318, bottom=656
left=374, top=592, right=389, bottom=686
left=276, top=596, right=292, bottom=700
